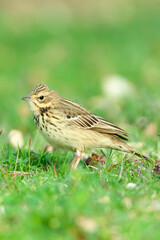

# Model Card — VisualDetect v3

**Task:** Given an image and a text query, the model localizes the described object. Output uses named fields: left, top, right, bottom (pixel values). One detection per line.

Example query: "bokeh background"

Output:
left=1, top=1, right=160, bottom=240
left=0, top=0, right=160, bottom=151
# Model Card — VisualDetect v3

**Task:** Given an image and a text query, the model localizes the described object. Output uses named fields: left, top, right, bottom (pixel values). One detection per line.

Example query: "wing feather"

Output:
left=55, top=97, right=128, bottom=140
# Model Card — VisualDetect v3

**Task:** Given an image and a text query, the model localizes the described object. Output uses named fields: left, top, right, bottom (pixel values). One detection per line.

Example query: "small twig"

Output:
left=100, top=150, right=107, bottom=159
left=54, top=165, right=58, bottom=178
left=108, top=154, right=131, bottom=172
left=107, top=163, right=119, bottom=171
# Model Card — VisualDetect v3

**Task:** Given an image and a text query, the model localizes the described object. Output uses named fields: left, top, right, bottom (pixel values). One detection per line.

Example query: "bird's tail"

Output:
left=114, top=140, right=154, bottom=163
left=125, top=145, right=151, bottom=161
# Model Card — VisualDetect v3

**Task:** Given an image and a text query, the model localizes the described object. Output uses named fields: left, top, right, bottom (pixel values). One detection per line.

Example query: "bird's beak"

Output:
left=21, top=96, right=31, bottom=101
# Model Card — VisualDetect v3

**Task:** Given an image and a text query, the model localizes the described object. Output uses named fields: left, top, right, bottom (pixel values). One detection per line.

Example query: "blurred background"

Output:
left=0, top=0, right=160, bottom=151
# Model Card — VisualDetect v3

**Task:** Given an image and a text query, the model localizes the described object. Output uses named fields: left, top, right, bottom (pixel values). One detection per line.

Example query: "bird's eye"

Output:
left=39, top=95, right=44, bottom=100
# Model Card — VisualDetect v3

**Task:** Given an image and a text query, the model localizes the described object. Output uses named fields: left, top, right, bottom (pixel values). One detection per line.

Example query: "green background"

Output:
left=0, top=1, right=160, bottom=239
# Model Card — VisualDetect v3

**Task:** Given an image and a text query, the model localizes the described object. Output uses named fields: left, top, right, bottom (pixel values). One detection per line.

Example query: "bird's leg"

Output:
left=74, top=151, right=82, bottom=169
left=70, top=150, right=82, bottom=169
left=70, top=155, right=77, bottom=167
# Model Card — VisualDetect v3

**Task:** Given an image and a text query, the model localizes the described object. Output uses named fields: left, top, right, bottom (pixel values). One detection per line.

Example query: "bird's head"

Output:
left=22, top=84, right=58, bottom=114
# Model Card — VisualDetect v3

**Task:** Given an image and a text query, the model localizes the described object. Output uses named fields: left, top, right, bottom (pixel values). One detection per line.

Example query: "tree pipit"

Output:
left=22, top=84, right=151, bottom=168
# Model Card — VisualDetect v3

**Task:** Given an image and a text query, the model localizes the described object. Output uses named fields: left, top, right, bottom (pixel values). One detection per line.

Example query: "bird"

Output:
left=22, top=83, right=151, bottom=168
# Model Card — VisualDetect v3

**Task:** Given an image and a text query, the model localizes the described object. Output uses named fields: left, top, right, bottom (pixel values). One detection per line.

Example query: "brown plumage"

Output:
left=22, top=83, right=151, bottom=168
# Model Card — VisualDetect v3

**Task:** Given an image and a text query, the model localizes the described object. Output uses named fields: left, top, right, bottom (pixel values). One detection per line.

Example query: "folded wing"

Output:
left=56, top=97, right=129, bottom=141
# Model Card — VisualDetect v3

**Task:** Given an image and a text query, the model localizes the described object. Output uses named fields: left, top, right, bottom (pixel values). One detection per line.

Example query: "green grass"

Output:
left=0, top=1, right=160, bottom=239
left=0, top=145, right=159, bottom=240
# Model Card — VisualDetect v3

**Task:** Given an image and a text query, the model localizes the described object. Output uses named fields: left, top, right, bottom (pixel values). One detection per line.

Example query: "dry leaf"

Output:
left=0, top=130, right=2, bottom=136
left=85, top=152, right=105, bottom=166
left=152, top=163, right=160, bottom=175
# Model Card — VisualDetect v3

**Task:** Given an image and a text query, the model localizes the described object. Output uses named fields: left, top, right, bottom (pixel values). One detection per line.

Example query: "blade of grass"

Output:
left=1, top=146, right=7, bottom=165
left=37, top=145, right=48, bottom=166
left=14, top=148, right=19, bottom=172
left=28, top=137, right=31, bottom=172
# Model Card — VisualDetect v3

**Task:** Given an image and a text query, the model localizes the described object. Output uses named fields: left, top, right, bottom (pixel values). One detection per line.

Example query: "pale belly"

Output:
left=40, top=125, right=75, bottom=151
left=35, top=114, right=79, bottom=151
left=34, top=114, right=114, bottom=152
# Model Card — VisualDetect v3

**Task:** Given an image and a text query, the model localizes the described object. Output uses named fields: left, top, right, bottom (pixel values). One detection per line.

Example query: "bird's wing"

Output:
left=55, top=98, right=128, bottom=140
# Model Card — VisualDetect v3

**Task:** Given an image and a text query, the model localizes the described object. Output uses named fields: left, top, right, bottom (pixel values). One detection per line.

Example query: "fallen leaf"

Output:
left=152, top=163, right=160, bottom=175
left=85, top=152, right=105, bottom=166
left=0, top=130, right=2, bottom=136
